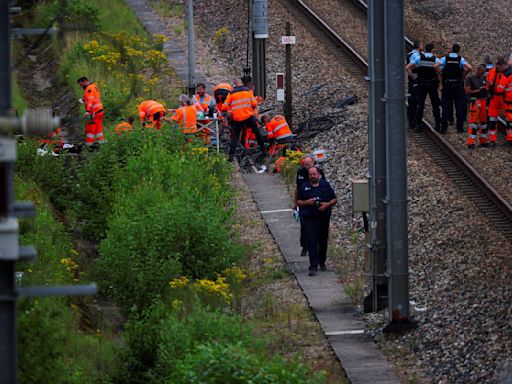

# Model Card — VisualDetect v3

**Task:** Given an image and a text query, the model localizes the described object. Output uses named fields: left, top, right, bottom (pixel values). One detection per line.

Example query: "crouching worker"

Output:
left=116, top=116, right=134, bottom=135
left=297, top=167, right=337, bottom=276
left=138, top=100, right=166, bottom=130
left=262, top=114, right=293, bottom=156
left=164, top=94, right=197, bottom=137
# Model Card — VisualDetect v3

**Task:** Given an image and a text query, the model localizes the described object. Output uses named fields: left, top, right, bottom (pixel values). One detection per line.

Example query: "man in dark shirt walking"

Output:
left=295, top=157, right=325, bottom=256
left=297, top=167, right=337, bottom=276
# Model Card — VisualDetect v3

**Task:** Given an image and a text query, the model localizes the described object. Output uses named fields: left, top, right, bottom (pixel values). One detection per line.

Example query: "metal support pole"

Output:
left=364, top=0, right=387, bottom=313
left=251, top=0, right=267, bottom=98
left=187, top=0, right=195, bottom=96
left=284, top=22, right=292, bottom=127
left=252, top=38, right=266, bottom=98
left=0, top=1, right=16, bottom=381
left=383, top=0, right=415, bottom=332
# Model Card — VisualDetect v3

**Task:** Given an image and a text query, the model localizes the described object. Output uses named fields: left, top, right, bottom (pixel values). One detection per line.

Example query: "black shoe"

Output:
left=319, top=264, right=327, bottom=271
left=489, top=142, right=497, bottom=148
left=467, top=144, right=475, bottom=149
left=439, top=130, right=447, bottom=134
left=479, top=143, right=489, bottom=148
left=434, top=123, right=441, bottom=132
left=448, top=120, right=454, bottom=126
left=308, top=269, right=317, bottom=276
left=300, top=248, right=307, bottom=257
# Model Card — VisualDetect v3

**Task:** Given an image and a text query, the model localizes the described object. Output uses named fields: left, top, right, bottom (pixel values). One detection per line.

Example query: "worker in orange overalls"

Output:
left=213, top=82, right=233, bottom=114
left=465, top=64, right=488, bottom=148
left=262, top=114, right=293, bottom=156
left=222, top=79, right=266, bottom=158
left=77, top=77, right=104, bottom=146
left=244, top=128, right=257, bottom=149
left=165, top=94, right=197, bottom=136
left=138, top=100, right=166, bottom=130
left=501, top=59, right=512, bottom=143
left=115, top=116, right=134, bottom=135
left=486, top=57, right=512, bottom=145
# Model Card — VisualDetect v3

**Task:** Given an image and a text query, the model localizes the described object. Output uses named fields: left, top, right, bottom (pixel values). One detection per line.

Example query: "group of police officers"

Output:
left=406, top=41, right=512, bottom=148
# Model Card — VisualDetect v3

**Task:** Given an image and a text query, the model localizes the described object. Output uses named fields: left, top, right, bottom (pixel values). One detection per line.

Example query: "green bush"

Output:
left=15, top=139, right=75, bottom=213
left=34, top=0, right=100, bottom=31
left=16, top=178, right=115, bottom=384
left=96, top=140, right=243, bottom=313
left=170, top=342, right=326, bottom=384
left=95, top=183, right=183, bottom=314
left=112, top=301, right=256, bottom=383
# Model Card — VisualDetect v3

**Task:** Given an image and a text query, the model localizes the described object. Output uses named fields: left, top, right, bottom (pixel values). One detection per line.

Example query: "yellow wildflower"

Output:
left=169, top=276, right=189, bottom=289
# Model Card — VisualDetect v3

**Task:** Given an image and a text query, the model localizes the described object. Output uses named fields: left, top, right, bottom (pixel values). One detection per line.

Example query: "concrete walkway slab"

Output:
left=126, top=0, right=210, bottom=88
left=243, top=173, right=398, bottom=384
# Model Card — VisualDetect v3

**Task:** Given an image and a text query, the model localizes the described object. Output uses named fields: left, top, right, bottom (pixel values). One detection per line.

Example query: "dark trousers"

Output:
left=441, top=82, right=466, bottom=132
left=229, top=116, right=265, bottom=155
left=407, top=80, right=419, bottom=128
left=303, top=216, right=331, bottom=270
left=417, top=79, right=441, bottom=126
left=300, top=218, right=306, bottom=248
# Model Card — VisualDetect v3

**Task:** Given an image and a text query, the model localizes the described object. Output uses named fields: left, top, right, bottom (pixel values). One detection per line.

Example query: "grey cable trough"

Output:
left=125, top=0, right=209, bottom=89
left=243, top=173, right=398, bottom=384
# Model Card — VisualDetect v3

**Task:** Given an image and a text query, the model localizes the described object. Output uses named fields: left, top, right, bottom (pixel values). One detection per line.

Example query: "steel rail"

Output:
left=289, top=0, right=512, bottom=234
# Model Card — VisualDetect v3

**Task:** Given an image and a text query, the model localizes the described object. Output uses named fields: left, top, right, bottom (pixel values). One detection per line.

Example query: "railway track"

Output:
left=285, top=0, right=512, bottom=237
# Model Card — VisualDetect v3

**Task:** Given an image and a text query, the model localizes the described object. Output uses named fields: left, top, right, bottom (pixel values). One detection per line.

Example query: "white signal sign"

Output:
left=281, top=36, right=296, bottom=45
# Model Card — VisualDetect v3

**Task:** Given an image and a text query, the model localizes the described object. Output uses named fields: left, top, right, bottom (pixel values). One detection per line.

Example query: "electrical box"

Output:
left=276, top=73, right=285, bottom=102
left=351, top=179, right=369, bottom=213
left=0, top=218, right=20, bottom=260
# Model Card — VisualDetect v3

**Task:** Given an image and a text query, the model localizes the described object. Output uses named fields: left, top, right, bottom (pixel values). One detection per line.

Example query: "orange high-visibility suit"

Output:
left=83, top=83, right=104, bottom=146
left=265, top=115, right=293, bottom=155
left=244, top=127, right=257, bottom=149
left=504, top=70, right=512, bottom=142
left=192, top=93, right=215, bottom=114
left=222, top=88, right=257, bottom=121
left=467, top=99, right=487, bottom=146
left=115, top=121, right=134, bottom=135
left=171, top=105, right=197, bottom=134
left=138, top=100, right=166, bottom=129
left=213, top=83, right=233, bottom=113
left=486, top=68, right=508, bottom=143
left=223, top=86, right=265, bottom=155
left=38, top=127, right=63, bottom=150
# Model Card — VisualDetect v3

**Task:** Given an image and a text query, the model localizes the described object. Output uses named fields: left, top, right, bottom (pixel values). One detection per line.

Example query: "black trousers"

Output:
left=441, top=82, right=466, bottom=132
left=303, top=216, right=331, bottom=270
left=300, top=218, right=306, bottom=248
left=229, top=116, right=265, bottom=155
left=407, top=80, right=419, bottom=128
left=416, top=79, right=441, bottom=125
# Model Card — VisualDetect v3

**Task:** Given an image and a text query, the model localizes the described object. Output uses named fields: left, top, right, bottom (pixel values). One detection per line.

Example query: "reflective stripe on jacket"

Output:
left=222, top=87, right=257, bottom=121
left=192, top=94, right=215, bottom=112
left=138, top=100, right=165, bottom=121
left=265, top=115, right=292, bottom=140
left=84, top=83, right=103, bottom=113
left=172, top=105, right=197, bottom=133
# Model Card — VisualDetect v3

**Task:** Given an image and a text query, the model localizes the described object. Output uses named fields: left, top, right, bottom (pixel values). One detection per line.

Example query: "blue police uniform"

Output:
left=407, top=49, right=421, bottom=129
left=411, top=52, right=441, bottom=130
left=439, top=53, right=468, bottom=133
